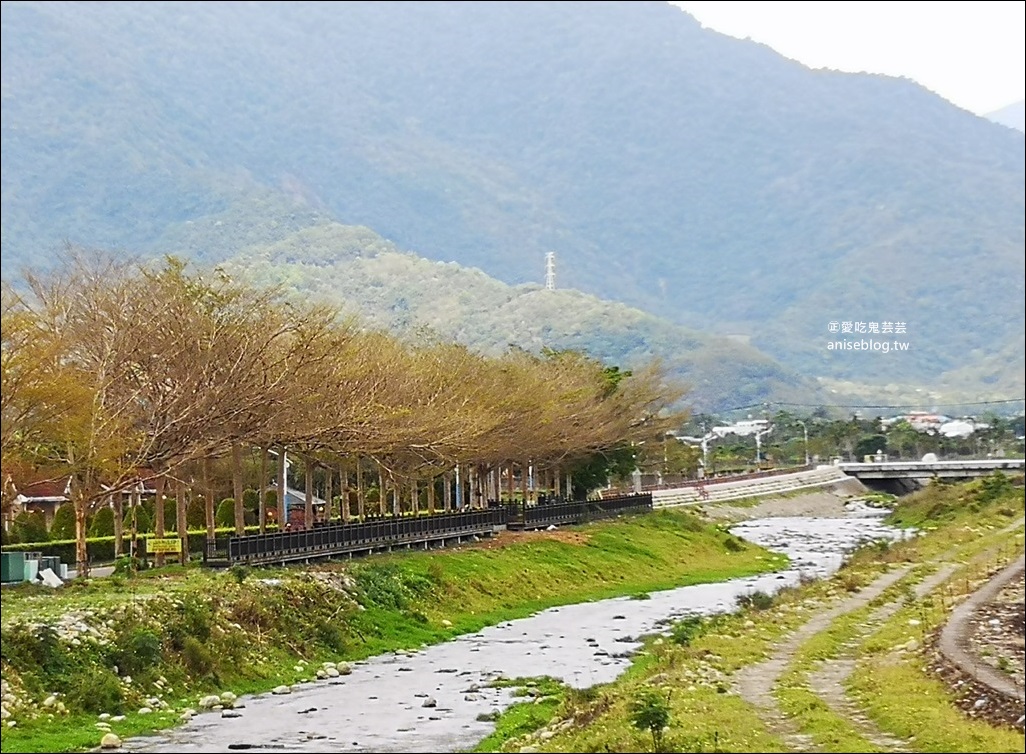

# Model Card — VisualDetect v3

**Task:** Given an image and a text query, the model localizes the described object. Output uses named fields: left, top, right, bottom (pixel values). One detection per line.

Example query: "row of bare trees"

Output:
left=2, top=252, right=684, bottom=574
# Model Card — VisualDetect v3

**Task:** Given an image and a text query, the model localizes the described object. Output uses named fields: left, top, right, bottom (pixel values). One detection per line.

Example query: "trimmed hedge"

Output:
left=1, top=525, right=274, bottom=564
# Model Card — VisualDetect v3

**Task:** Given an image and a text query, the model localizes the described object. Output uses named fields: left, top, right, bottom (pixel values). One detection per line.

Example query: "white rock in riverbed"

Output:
left=100, top=732, right=122, bottom=748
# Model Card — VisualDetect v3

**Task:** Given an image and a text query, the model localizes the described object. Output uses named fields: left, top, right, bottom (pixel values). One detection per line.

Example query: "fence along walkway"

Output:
left=651, top=466, right=851, bottom=509
left=216, top=493, right=652, bottom=566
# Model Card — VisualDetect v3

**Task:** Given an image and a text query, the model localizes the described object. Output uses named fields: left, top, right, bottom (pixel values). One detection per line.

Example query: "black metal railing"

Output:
left=510, top=492, right=652, bottom=530
left=226, top=508, right=504, bottom=564
left=216, top=493, right=652, bottom=565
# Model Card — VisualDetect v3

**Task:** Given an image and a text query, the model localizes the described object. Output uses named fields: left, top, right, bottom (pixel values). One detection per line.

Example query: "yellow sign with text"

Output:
left=146, top=538, right=182, bottom=554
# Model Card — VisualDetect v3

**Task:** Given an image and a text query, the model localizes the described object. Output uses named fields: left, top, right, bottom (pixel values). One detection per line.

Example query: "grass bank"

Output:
left=478, top=475, right=1025, bottom=753
left=0, top=509, right=784, bottom=753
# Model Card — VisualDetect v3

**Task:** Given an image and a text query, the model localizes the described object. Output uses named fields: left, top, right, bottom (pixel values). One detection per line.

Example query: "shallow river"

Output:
left=127, top=509, right=905, bottom=753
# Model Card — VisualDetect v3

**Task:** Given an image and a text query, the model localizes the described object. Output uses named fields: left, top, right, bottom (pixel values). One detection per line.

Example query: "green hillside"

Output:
left=219, top=222, right=828, bottom=413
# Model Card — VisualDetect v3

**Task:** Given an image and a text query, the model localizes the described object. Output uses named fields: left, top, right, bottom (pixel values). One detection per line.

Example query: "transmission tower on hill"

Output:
left=545, top=251, right=556, bottom=290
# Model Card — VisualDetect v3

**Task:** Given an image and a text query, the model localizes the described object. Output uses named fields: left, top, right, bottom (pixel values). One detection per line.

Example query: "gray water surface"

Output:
left=126, top=512, right=906, bottom=753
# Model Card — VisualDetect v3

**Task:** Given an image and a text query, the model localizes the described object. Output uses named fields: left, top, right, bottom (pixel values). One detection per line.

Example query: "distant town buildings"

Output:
left=881, top=412, right=990, bottom=437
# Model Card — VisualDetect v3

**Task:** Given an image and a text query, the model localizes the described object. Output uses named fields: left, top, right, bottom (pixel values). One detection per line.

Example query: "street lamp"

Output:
left=796, top=420, right=810, bottom=466
left=754, top=424, right=772, bottom=466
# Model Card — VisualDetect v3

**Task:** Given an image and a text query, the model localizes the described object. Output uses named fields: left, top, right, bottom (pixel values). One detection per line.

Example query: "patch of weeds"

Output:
left=64, top=666, right=124, bottom=715
left=181, top=635, right=213, bottom=676
left=630, top=592, right=652, bottom=600
left=228, top=564, right=250, bottom=585
left=722, top=535, right=746, bottom=552
left=113, top=626, right=163, bottom=676
left=735, top=590, right=774, bottom=611
left=669, top=616, right=704, bottom=646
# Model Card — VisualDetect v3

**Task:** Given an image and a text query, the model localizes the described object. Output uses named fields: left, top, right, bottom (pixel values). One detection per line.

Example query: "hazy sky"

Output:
left=671, top=1, right=1025, bottom=115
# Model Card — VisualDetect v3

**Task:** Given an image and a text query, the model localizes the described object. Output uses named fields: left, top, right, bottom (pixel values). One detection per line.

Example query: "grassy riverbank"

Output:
left=477, top=476, right=1025, bottom=753
left=0, top=509, right=786, bottom=753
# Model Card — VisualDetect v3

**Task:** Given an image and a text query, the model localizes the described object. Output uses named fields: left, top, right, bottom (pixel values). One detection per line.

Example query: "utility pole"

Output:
left=796, top=420, right=810, bottom=466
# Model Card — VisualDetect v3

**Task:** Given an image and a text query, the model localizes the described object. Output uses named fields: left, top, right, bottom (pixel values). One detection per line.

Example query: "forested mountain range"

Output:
left=2, top=0, right=1022, bottom=402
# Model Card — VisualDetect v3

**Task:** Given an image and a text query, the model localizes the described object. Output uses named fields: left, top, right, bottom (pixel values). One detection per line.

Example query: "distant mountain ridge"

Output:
left=1, top=0, right=1022, bottom=399
left=986, top=100, right=1025, bottom=132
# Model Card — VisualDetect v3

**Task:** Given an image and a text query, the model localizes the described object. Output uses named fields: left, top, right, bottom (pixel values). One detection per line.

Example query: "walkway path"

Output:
left=733, top=517, right=1025, bottom=751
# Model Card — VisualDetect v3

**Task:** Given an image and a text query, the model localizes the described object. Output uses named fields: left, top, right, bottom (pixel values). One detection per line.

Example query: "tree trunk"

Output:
left=259, top=446, right=268, bottom=534
left=427, top=477, right=435, bottom=515
left=340, top=462, right=350, bottom=522
left=74, top=493, right=89, bottom=577
left=411, top=480, right=419, bottom=515
left=443, top=471, right=452, bottom=512
left=154, top=475, right=166, bottom=568
left=203, top=457, right=215, bottom=562
left=232, top=443, right=245, bottom=536
left=176, top=478, right=189, bottom=564
left=130, top=488, right=140, bottom=572
left=203, top=457, right=215, bottom=545
left=112, top=493, right=124, bottom=558
left=277, top=445, right=287, bottom=529
left=325, top=464, right=334, bottom=523
left=521, top=459, right=529, bottom=503
left=356, top=458, right=365, bottom=519
left=554, top=466, right=561, bottom=498
left=305, top=456, right=314, bottom=530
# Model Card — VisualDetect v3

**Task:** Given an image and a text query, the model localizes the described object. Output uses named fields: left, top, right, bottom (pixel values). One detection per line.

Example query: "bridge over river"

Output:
left=836, top=458, right=1025, bottom=494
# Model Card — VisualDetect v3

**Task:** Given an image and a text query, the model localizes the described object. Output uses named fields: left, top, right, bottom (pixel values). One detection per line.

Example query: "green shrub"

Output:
left=112, top=555, right=134, bottom=577
left=0, top=624, right=74, bottom=685
left=735, top=589, right=774, bottom=611
left=123, top=505, right=152, bottom=534
left=65, top=667, right=124, bottom=714
left=90, top=507, right=115, bottom=537
left=166, top=595, right=212, bottom=649
left=242, top=488, right=260, bottom=514
left=114, top=628, right=163, bottom=676
left=978, top=471, right=1011, bottom=503
left=216, top=498, right=236, bottom=528
left=187, top=497, right=206, bottom=529
left=181, top=635, right=213, bottom=675
left=12, top=511, right=49, bottom=544
left=49, top=503, right=77, bottom=540
left=158, top=499, right=177, bottom=532
left=630, top=687, right=671, bottom=752
left=669, top=616, right=704, bottom=646
left=228, top=564, right=250, bottom=585
left=313, top=618, right=347, bottom=651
